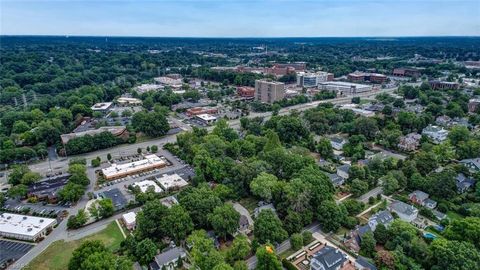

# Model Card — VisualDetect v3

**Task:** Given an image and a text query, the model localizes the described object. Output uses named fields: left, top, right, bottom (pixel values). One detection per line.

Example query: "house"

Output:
left=345, top=210, right=393, bottom=252
left=388, top=201, right=418, bottom=223
left=160, top=195, right=179, bottom=208
left=432, top=210, right=447, bottom=221
left=153, top=247, right=187, bottom=270
left=459, top=158, right=480, bottom=173
left=254, top=203, right=276, bottom=218
left=238, top=215, right=252, bottom=234
left=355, top=256, right=377, bottom=270
left=368, top=210, right=394, bottom=231
left=310, top=246, right=348, bottom=270
left=423, top=198, right=437, bottom=209
left=336, top=164, right=351, bottom=179
left=397, top=133, right=421, bottom=152
left=456, top=173, right=476, bottom=193
left=409, top=190, right=429, bottom=205
left=422, top=125, right=449, bottom=144
left=121, top=212, right=136, bottom=230
left=327, top=173, right=345, bottom=187
left=330, top=137, right=347, bottom=150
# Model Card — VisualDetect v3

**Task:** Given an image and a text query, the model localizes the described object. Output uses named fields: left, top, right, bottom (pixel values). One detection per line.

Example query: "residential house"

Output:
left=153, top=247, right=187, bottom=270
left=408, top=190, right=429, bottom=205
left=398, top=133, right=421, bottom=152
left=254, top=203, right=276, bottom=219
left=345, top=210, right=393, bottom=252
left=121, top=212, right=136, bottom=230
left=388, top=201, right=418, bottom=223
left=368, top=210, right=394, bottom=231
left=310, top=246, right=348, bottom=270
left=422, top=125, right=449, bottom=144
left=238, top=215, right=252, bottom=235
left=459, top=158, right=480, bottom=173
left=456, top=173, right=476, bottom=193
left=337, top=164, right=351, bottom=180
left=432, top=210, right=447, bottom=221
left=327, top=173, right=345, bottom=187
left=330, top=137, right=347, bottom=151
left=355, top=256, right=377, bottom=270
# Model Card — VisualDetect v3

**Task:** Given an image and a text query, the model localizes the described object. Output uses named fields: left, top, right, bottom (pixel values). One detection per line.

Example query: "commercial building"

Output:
left=429, top=81, right=460, bottom=90
left=0, top=213, right=56, bottom=241
left=90, top=102, right=113, bottom=113
left=99, top=188, right=128, bottom=210
left=27, top=174, right=71, bottom=204
left=392, top=68, right=421, bottom=78
left=186, top=106, right=218, bottom=117
left=132, top=180, right=163, bottom=193
left=347, top=71, right=387, bottom=84
left=340, top=104, right=375, bottom=117
left=468, top=98, right=480, bottom=113
left=121, top=212, right=136, bottom=230
left=296, top=72, right=333, bottom=88
left=265, top=62, right=306, bottom=76
left=195, top=113, right=217, bottom=125
left=156, top=173, right=189, bottom=191
left=135, top=84, right=164, bottom=94
left=117, top=97, right=142, bottom=106
left=318, top=81, right=372, bottom=96
left=154, top=76, right=183, bottom=89
left=60, top=126, right=127, bottom=144
left=101, top=155, right=168, bottom=180
left=254, top=79, right=286, bottom=103
left=236, top=86, right=255, bottom=98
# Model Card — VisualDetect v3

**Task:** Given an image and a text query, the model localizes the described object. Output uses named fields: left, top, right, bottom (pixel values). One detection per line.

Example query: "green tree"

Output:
left=187, top=230, right=224, bottom=270
left=178, top=185, right=222, bottom=228
left=20, top=171, right=41, bottom=185
left=430, top=239, right=480, bottom=270
left=316, top=138, right=334, bottom=160
left=58, top=183, right=85, bottom=202
left=226, top=235, right=251, bottom=264
left=255, top=245, right=282, bottom=270
left=382, top=175, right=399, bottom=195
left=316, top=200, right=347, bottom=232
left=290, top=233, right=303, bottom=250
left=8, top=164, right=30, bottom=185
left=374, top=223, right=389, bottom=245
left=135, top=239, right=157, bottom=265
left=97, top=198, right=114, bottom=218
left=360, top=231, right=376, bottom=257
left=208, top=204, right=240, bottom=239
left=8, top=184, right=28, bottom=199
left=350, top=179, right=369, bottom=197
left=250, top=172, right=279, bottom=202
left=448, top=126, right=470, bottom=146
left=254, top=210, right=288, bottom=244
left=444, top=217, right=480, bottom=249
left=151, top=145, right=158, bottom=153
left=160, top=205, right=194, bottom=243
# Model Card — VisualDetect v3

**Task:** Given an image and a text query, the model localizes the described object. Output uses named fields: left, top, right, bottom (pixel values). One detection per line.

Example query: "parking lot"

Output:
left=2, top=199, right=68, bottom=218
left=0, top=240, right=34, bottom=269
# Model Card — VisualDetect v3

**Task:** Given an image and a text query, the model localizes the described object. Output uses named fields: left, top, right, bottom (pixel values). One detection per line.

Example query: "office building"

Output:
left=101, top=155, right=168, bottom=180
left=237, top=86, right=255, bottom=98
left=296, top=72, right=332, bottom=88
left=392, top=68, right=421, bottom=78
left=347, top=71, right=387, bottom=84
left=0, top=213, right=56, bottom=241
left=156, top=173, right=189, bottom=191
left=254, top=79, right=285, bottom=103
left=318, top=81, right=372, bottom=96
left=429, top=81, right=460, bottom=90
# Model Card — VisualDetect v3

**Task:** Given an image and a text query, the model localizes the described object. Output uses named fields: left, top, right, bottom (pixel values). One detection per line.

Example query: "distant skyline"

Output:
left=1, top=0, right=479, bottom=37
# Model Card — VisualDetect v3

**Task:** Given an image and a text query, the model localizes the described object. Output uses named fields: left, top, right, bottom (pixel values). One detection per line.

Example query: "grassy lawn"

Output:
left=446, top=211, right=464, bottom=221
left=26, top=221, right=124, bottom=270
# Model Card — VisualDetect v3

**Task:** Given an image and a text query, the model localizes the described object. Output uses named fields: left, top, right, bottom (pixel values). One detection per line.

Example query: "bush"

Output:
left=69, top=158, right=86, bottom=165
left=91, top=158, right=100, bottom=167
left=151, top=145, right=158, bottom=153
left=282, top=259, right=297, bottom=270
left=368, top=196, right=375, bottom=205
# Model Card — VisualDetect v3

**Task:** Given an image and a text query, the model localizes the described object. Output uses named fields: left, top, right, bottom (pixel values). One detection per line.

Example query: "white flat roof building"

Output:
left=135, top=84, right=164, bottom=94
left=122, top=212, right=137, bottom=230
left=117, top=97, right=142, bottom=106
left=340, top=104, right=376, bottom=117
left=91, top=102, right=113, bottom=112
left=102, top=155, right=168, bottom=180
left=318, top=81, right=372, bottom=95
left=0, top=213, right=57, bottom=241
left=132, top=180, right=163, bottom=193
left=196, top=113, right=217, bottom=124
left=156, top=173, right=189, bottom=191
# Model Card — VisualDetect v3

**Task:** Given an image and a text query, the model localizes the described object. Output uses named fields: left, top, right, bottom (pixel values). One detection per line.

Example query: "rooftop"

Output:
left=409, top=190, right=429, bottom=201
left=154, top=247, right=186, bottom=266
left=91, top=102, right=113, bottom=111
left=0, top=213, right=56, bottom=237
left=196, top=113, right=217, bottom=121
left=311, top=246, right=347, bottom=270
left=132, top=180, right=163, bottom=193
left=389, top=201, right=418, bottom=216
left=156, top=173, right=189, bottom=190
left=122, top=212, right=136, bottom=225
left=102, top=154, right=167, bottom=179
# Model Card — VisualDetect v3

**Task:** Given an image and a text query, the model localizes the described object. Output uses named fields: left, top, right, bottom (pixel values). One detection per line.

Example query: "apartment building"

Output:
left=254, top=79, right=285, bottom=103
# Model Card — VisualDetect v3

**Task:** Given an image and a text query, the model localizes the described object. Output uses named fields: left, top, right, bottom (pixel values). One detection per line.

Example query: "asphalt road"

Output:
left=357, top=186, right=384, bottom=203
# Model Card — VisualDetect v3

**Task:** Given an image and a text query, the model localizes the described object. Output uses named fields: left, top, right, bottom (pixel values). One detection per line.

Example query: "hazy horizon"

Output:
left=1, top=0, right=479, bottom=37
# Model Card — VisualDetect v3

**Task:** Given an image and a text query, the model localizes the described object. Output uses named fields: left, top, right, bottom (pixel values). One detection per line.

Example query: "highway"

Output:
left=7, top=87, right=396, bottom=270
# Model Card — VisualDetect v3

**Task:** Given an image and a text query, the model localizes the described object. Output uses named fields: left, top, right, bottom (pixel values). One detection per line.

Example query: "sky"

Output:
left=1, top=0, right=479, bottom=37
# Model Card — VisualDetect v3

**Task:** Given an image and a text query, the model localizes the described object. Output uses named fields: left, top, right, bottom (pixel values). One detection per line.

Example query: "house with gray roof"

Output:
left=456, top=173, right=476, bottom=193
left=459, top=158, right=480, bottom=173
left=409, top=190, right=436, bottom=209
left=422, top=125, right=449, bottom=144
left=336, top=164, right=351, bottom=179
left=388, top=201, right=418, bottom=223
left=310, top=246, right=348, bottom=270
left=327, top=173, right=345, bottom=187
left=153, top=247, right=187, bottom=270
left=355, top=256, right=377, bottom=270
left=368, top=210, right=394, bottom=231
left=330, top=137, right=347, bottom=150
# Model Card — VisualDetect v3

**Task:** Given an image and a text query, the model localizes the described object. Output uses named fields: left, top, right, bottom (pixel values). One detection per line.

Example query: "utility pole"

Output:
left=22, top=93, right=27, bottom=109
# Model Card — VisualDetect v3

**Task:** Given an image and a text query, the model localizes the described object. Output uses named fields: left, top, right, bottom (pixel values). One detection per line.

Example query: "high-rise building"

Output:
left=254, top=79, right=285, bottom=103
